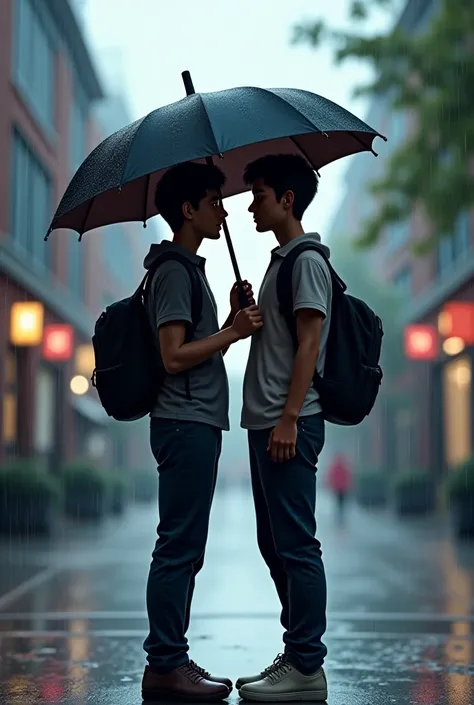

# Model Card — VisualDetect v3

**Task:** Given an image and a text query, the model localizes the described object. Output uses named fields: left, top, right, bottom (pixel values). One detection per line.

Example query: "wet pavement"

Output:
left=1, top=485, right=474, bottom=704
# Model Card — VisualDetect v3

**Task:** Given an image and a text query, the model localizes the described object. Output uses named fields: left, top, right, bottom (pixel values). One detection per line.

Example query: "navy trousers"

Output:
left=248, top=413, right=327, bottom=674
left=143, top=418, right=222, bottom=673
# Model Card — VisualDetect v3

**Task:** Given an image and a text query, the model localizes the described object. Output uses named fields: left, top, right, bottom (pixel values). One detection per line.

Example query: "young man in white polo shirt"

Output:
left=238, top=154, right=332, bottom=703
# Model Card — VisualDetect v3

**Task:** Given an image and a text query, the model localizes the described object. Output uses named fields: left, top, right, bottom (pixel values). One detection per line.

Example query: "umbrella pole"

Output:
left=182, top=70, right=248, bottom=310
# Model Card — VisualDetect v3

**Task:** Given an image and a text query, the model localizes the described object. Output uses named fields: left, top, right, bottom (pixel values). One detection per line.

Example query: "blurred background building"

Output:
left=327, top=0, right=473, bottom=484
left=0, top=0, right=159, bottom=474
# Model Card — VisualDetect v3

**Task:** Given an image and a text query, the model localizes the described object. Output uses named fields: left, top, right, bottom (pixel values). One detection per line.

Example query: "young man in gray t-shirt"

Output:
left=141, top=162, right=262, bottom=702
left=237, top=154, right=332, bottom=703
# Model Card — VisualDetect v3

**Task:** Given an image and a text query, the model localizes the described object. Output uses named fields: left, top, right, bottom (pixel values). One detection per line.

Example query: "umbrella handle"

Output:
left=182, top=70, right=247, bottom=309
left=221, top=218, right=248, bottom=309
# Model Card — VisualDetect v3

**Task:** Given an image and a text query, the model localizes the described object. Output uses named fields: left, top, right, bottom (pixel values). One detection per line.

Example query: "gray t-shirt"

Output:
left=145, top=243, right=229, bottom=431
left=241, top=233, right=332, bottom=431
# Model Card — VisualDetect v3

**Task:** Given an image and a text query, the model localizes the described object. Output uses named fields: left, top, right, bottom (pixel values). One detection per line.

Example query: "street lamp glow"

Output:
left=443, top=337, right=465, bottom=356
left=70, top=375, right=89, bottom=395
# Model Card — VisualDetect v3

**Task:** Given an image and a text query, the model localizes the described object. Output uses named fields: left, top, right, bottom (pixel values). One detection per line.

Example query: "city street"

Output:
left=1, top=485, right=474, bottom=704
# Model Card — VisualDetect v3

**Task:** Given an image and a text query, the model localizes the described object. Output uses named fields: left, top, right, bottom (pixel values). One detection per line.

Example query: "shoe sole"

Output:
left=142, top=688, right=231, bottom=702
left=239, top=689, right=327, bottom=702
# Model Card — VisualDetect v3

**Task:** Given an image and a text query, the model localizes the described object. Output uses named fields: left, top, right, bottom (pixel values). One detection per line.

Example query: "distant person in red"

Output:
left=326, top=454, right=352, bottom=520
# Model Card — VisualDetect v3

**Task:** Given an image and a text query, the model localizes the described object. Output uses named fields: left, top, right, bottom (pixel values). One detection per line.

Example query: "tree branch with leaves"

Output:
left=293, top=0, right=474, bottom=253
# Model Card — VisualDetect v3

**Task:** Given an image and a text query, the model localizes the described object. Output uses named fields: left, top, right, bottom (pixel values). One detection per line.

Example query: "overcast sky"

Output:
left=81, top=0, right=389, bottom=372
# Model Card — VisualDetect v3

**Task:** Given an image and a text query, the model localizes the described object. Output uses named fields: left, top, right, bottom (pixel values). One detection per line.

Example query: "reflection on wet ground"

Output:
left=1, top=486, right=474, bottom=704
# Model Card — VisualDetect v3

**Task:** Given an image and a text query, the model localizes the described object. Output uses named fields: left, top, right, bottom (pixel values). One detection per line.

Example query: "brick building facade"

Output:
left=0, top=0, right=157, bottom=473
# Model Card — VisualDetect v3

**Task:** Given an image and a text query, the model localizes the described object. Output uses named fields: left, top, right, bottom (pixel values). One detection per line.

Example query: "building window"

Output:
left=10, top=128, right=53, bottom=270
left=69, top=82, right=88, bottom=173
left=436, top=211, right=471, bottom=279
left=68, top=238, right=84, bottom=300
left=393, top=266, right=412, bottom=300
left=13, top=0, right=55, bottom=130
left=103, top=224, right=133, bottom=290
left=68, top=81, right=87, bottom=301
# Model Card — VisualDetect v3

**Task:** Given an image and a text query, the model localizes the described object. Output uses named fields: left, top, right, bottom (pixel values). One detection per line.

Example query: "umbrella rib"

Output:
left=198, top=94, right=223, bottom=157
left=118, top=114, right=149, bottom=188
left=78, top=196, right=95, bottom=242
left=289, top=136, right=321, bottom=177
left=143, top=173, right=151, bottom=228
left=348, top=130, right=379, bottom=157
left=264, top=88, right=328, bottom=137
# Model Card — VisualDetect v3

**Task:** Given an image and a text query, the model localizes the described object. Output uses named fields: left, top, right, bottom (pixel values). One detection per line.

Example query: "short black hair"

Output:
left=243, top=154, right=318, bottom=221
left=155, top=161, right=226, bottom=232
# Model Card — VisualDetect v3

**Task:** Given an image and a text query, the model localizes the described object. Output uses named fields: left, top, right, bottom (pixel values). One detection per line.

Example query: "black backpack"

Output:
left=91, top=252, right=203, bottom=421
left=276, top=242, right=383, bottom=426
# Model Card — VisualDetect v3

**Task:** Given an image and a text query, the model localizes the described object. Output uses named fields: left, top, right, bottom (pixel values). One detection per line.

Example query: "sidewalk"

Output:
left=0, top=486, right=473, bottom=704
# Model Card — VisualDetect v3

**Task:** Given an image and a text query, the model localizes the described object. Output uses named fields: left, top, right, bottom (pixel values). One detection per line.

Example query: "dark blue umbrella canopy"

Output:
left=48, top=86, right=386, bottom=238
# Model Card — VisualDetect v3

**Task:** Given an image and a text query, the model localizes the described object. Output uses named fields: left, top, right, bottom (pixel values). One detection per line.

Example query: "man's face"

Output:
left=247, top=178, right=288, bottom=233
left=189, top=189, right=228, bottom=240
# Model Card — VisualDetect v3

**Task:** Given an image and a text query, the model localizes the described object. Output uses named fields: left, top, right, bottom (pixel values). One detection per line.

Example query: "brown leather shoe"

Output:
left=142, top=663, right=231, bottom=701
left=189, top=659, right=233, bottom=689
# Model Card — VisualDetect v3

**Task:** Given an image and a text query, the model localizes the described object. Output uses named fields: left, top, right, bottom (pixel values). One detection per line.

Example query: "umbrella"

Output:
left=46, top=71, right=386, bottom=299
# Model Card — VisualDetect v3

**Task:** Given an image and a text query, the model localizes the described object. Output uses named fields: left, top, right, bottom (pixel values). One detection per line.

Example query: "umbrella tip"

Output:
left=182, top=70, right=195, bottom=96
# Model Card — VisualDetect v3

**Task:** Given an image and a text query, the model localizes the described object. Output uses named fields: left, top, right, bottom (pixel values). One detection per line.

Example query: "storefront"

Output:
left=406, top=299, right=474, bottom=478
left=0, top=292, right=99, bottom=470
left=432, top=348, right=473, bottom=476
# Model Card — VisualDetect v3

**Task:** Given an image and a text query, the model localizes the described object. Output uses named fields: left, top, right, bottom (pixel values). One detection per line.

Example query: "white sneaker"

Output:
left=239, top=656, right=327, bottom=702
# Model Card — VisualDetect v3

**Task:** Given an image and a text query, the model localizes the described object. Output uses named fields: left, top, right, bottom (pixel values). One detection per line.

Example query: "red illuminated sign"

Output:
left=42, top=324, right=74, bottom=361
left=439, top=301, right=474, bottom=344
left=404, top=325, right=438, bottom=360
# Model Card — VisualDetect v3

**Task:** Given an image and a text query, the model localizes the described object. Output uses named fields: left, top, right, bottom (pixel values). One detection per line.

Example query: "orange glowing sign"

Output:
left=438, top=302, right=474, bottom=344
left=42, top=324, right=74, bottom=361
left=10, top=301, right=44, bottom=346
left=404, top=325, right=438, bottom=360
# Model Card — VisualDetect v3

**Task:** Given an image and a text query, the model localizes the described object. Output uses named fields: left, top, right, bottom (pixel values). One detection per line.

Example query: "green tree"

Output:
left=293, top=0, right=474, bottom=253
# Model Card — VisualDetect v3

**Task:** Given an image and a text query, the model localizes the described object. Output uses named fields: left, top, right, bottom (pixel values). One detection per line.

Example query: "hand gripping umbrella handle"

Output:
left=182, top=70, right=248, bottom=310
left=220, top=215, right=248, bottom=310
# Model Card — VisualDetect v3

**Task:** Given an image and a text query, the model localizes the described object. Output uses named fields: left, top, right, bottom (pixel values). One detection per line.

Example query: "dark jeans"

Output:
left=248, top=413, right=327, bottom=675
left=143, top=418, right=222, bottom=673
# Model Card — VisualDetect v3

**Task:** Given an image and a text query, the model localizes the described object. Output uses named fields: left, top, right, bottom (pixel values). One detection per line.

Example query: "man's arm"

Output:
left=152, top=262, right=238, bottom=373
left=160, top=307, right=262, bottom=374
left=267, top=310, right=324, bottom=462
left=154, top=264, right=262, bottom=373
left=220, top=311, right=236, bottom=356
left=281, top=309, right=324, bottom=421
left=267, top=254, right=330, bottom=462
left=159, top=322, right=239, bottom=374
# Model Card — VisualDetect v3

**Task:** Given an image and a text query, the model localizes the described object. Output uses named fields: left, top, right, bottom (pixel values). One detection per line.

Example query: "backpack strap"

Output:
left=141, top=252, right=203, bottom=400
left=276, top=242, right=345, bottom=348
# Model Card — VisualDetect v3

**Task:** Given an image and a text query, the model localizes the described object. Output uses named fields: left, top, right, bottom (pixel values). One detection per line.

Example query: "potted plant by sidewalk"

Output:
left=446, top=458, right=474, bottom=539
left=62, top=462, right=110, bottom=522
left=391, top=470, right=436, bottom=516
left=131, top=467, right=157, bottom=503
left=355, top=469, right=388, bottom=508
left=0, top=459, right=62, bottom=537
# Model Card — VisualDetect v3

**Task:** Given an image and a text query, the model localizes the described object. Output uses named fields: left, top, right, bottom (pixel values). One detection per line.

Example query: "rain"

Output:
left=0, top=0, right=473, bottom=703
